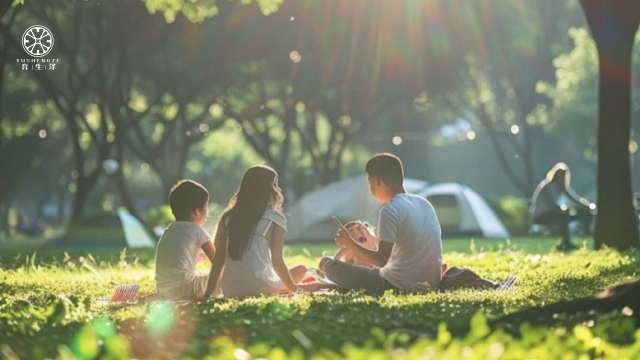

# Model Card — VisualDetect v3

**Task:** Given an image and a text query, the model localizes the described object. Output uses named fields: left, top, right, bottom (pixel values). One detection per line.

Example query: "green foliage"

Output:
left=143, top=0, right=284, bottom=23
left=141, top=205, right=174, bottom=228
left=486, top=197, right=530, bottom=236
left=536, top=27, right=640, bottom=164
left=0, top=242, right=638, bottom=359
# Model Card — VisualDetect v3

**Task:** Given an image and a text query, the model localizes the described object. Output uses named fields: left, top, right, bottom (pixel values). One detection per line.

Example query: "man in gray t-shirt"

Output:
left=322, top=153, right=443, bottom=294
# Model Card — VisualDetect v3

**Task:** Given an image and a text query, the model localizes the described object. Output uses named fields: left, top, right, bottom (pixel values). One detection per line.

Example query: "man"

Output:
left=320, top=153, right=443, bottom=294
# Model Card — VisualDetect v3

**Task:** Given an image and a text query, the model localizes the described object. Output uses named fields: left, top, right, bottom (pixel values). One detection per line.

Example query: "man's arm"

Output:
left=337, top=234, right=393, bottom=267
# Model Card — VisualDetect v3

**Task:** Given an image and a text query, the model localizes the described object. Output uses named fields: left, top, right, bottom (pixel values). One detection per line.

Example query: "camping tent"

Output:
left=415, top=183, right=509, bottom=238
left=52, top=210, right=156, bottom=249
left=286, top=179, right=509, bottom=242
left=285, top=175, right=429, bottom=242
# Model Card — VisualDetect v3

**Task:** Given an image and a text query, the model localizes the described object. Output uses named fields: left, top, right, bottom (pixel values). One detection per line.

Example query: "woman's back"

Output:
left=221, top=209, right=287, bottom=298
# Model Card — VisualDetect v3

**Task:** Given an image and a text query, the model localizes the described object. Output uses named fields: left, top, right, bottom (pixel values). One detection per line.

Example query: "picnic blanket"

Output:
left=96, top=284, right=140, bottom=306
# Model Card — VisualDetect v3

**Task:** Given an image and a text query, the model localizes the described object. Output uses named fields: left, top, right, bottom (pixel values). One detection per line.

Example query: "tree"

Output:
left=223, top=69, right=301, bottom=193
left=0, top=66, right=75, bottom=233
left=1, top=8, right=78, bottom=232
left=579, top=0, right=640, bottom=250
left=109, top=6, right=229, bottom=196
left=2, top=2, right=117, bottom=222
left=0, top=135, right=44, bottom=233
left=443, top=0, right=584, bottom=196
left=220, top=0, right=464, bottom=189
left=3, top=0, right=229, bottom=229
left=537, top=28, right=640, bottom=193
left=1, top=0, right=282, bottom=22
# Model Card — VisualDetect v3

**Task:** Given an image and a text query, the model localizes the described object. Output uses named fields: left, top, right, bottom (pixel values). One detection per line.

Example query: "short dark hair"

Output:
left=168, top=180, right=209, bottom=221
left=365, top=153, right=404, bottom=187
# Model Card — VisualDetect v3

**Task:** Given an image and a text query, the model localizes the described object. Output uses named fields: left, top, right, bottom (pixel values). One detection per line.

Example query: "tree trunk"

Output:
left=68, top=114, right=89, bottom=222
left=580, top=0, right=640, bottom=250
left=0, top=204, right=9, bottom=236
left=35, top=186, right=49, bottom=221
left=56, top=186, right=66, bottom=225
left=0, top=14, right=6, bottom=223
left=159, top=172, right=181, bottom=200
left=71, top=179, right=89, bottom=221
left=113, top=118, right=158, bottom=240
left=0, top=1, right=12, bottom=20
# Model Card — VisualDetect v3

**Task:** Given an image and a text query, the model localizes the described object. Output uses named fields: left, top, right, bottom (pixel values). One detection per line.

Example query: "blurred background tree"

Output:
left=1, top=0, right=639, bottom=249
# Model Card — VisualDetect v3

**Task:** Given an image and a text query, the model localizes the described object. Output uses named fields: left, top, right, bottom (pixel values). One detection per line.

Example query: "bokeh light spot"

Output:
left=466, top=131, right=476, bottom=140
left=290, top=51, right=301, bottom=63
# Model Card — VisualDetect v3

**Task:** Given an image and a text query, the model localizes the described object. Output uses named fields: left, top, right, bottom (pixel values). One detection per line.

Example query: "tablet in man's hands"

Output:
left=332, top=216, right=358, bottom=243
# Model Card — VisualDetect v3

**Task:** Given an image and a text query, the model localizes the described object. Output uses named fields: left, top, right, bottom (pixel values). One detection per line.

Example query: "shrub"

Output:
left=486, top=196, right=530, bottom=236
left=141, top=205, right=174, bottom=228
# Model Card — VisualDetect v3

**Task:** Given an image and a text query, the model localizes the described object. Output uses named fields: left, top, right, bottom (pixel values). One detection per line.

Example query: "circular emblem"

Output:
left=22, top=25, right=54, bottom=57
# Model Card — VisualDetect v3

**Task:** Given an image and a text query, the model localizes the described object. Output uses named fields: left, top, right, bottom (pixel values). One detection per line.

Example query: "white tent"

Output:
left=286, top=179, right=509, bottom=242
left=53, top=210, right=156, bottom=249
left=118, top=210, right=158, bottom=248
left=416, top=183, right=509, bottom=238
left=285, top=175, right=429, bottom=242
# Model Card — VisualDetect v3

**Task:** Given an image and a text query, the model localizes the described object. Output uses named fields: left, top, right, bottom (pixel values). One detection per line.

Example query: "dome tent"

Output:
left=285, top=178, right=509, bottom=242
left=285, top=175, right=429, bottom=242
left=416, top=183, right=509, bottom=238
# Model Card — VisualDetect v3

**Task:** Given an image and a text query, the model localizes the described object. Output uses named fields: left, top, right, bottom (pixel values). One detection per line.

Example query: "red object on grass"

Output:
left=302, top=275, right=317, bottom=283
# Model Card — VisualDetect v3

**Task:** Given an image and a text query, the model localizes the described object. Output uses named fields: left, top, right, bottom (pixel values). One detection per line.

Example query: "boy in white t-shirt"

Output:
left=155, top=180, right=216, bottom=301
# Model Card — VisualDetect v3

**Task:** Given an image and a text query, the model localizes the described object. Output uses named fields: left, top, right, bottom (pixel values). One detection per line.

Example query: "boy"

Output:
left=155, top=180, right=216, bottom=301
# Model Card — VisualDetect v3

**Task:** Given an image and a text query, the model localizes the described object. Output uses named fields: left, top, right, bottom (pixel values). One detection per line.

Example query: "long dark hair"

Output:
left=222, top=165, right=284, bottom=261
left=546, top=162, right=570, bottom=189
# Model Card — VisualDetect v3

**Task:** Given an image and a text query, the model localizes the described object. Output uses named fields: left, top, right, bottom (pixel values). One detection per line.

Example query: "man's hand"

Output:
left=334, top=229, right=353, bottom=249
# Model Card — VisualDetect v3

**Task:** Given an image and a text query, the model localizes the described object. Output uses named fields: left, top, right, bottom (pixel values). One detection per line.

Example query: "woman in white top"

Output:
left=204, top=165, right=308, bottom=299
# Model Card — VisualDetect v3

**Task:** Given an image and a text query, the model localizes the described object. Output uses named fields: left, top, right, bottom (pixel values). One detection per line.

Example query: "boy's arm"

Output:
left=202, top=241, right=215, bottom=264
left=203, top=218, right=228, bottom=299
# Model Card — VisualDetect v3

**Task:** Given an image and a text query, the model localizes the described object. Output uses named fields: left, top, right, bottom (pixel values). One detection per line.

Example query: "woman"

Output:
left=530, top=162, right=596, bottom=250
left=203, top=165, right=308, bottom=299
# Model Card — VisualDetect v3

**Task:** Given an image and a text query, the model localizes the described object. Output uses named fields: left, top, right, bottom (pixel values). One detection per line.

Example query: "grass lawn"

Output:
left=1, top=237, right=639, bottom=359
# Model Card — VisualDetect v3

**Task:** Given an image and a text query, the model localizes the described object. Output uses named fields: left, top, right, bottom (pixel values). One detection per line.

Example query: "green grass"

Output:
left=0, top=237, right=639, bottom=359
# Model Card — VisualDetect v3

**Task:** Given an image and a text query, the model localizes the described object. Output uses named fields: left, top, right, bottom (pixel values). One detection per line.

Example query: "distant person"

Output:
left=203, top=165, right=308, bottom=299
left=530, top=162, right=596, bottom=251
left=320, top=153, right=443, bottom=295
left=155, top=180, right=216, bottom=301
